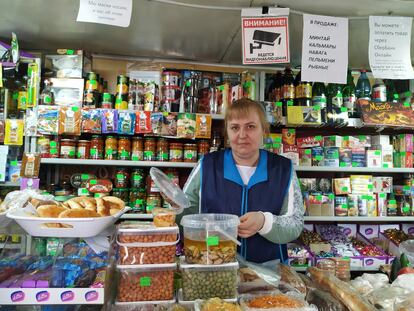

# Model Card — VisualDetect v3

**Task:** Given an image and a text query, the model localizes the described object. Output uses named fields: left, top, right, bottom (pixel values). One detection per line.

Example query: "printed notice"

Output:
left=369, top=16, right=414, bottom=79
left=301, top=14, right=348, bottom=84
left=76, top=0, right=132, bottom=28
left=241, top=8, right=290, bottom=64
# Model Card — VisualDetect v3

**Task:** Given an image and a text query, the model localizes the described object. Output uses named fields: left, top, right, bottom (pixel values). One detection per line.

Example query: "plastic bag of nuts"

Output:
left=117, top=265, right=175, bottom=302
left=117, top=222, right=179, bottom=265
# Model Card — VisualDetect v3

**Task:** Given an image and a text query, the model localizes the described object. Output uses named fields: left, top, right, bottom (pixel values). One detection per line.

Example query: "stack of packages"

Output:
left=115, top=221, right=179, bottom=304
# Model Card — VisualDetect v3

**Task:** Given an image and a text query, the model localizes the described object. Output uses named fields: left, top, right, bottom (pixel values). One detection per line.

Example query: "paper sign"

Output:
left=369, top=16, right=414, bottom=79
left=0, top=146, right=9, bottom=182
left=76, top=0, right=132, bottom=28
left=301, top=14, right=348, bottom=84
left=241, top=8, right=290, bottom=64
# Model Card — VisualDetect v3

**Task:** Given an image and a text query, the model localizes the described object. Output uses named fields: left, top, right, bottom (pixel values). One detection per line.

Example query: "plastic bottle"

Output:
left=385, top=79, right=399, bottom=103
left=372, top=78, right=387, bottom=103
left=355, top=69, right=371, bottom=100
left=312, top=82, right=327, bottom=123
left=342, top=70, right=358, bottom=118
left=327, top=83, right=344, bottom=125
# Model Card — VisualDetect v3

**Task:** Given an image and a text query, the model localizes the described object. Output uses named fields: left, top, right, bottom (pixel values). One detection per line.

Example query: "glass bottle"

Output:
left=355, top=70, right=371, bottom=100
left=294, top=70, right=312, bottom=107
left=312, top=82, right=327, bottom=123
left=281, top=67, right=295, bottom=116
left=343, top=70, right=358, bottom=118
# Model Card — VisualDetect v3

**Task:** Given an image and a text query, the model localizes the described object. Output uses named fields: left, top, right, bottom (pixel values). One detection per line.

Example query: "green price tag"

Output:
left=343, top=136, right=349, bottom=141
left=132, top=155, right=139, bottom=161
left=383, top=163, right=389, bottom=168
left=144, top=151, right=154, bottom=157
left=341, top=204, right=348, bottom=209
left=72, top=106, right=79, bottom=112
left=315, top=135, right=322, bottom=141
left=389, top=200, right=396, bottom=204
left=10, top=160, right=18, bottom=167
left=81, top=174, right=89, bottom=180
left=305, top=149, right=311, bottom=155
left=340, top=162, right=347, bottom=167
left=43, top=95, right=52, bottom=104
left=276, top=101, right=282, bottom=107
left=121, top=151, right=129, bottom=157
left=404, top=102, right=410, bottom=107
left=315, top=155, right=323, bottom=161
left=81, top=188, right=88, bottom=194
left=405, top=91, right=411, bottom=97
left=394, top=94, right=399, bottom=99
left=66, top=49, right=74, bottom=55
left=359, top=135, right=366, bottom=140
left=316, top=195, right=322, bottom=201
left=69, top=151, right=75, bottom=157
left=399, top=134, right=404, bottom=139
left=218, top=85, right=225, bottom=91
left=116, top=174, right=124, bottom=180
left=313, top=105, right=320, bottom=111
left=275, top=137, right=282, bottom=143
left=368, top=184, right=374, bottom=190
left=146, top=204, right=154, bottom=212
left=50, top=148, right=58, bottom=155
left=340, top=107, right=347, bottom=112
left=379, top=193, right=386, bottom=198
left=140, top=277, right=151, bottom=287
left=77, top=152, right=82, bottom=158
left=106, top=149, right=113, bottom=155
left=186, top=80, right=191, bottom=87
left=330, top=136, right=336, bottom=141
left=342, top=186, right=348, bottom=192
left=90, top=80, right=97, bottom=86
left=206, top=236, right=219, bottom=246
left=403, top=185, right=410, bottom=191
left=402, top=152, right=407, bottom=156
left=115, top=98, right=122, bottom=104
left=90, top=149, right=97, bottom=156
left=328, top=194, right=335, bottom=200
left=135, top=199, right=143, bottom=204
left=90, top=179, right=97, bottom=185
left=352, top=162, right=358, bottom=167
left=403, top=206, right=410, bottom=213
left=287, top=100, right=293, bottom=106
left=288, top=129, right=295, bottom=134
left=273, top=143, right=281, bottom=148
left=333, top=151, right=339, bottom=158
left=133, top=175, right=142, bottom=180
left=375, top=151, right=381, bottom=156
left=50, top=141, right=57, bottom=147
left=367, top=195, right=373, bottom=200
left=163, top=153, right=169, bottom=160
left=185, top=153, right=193, bottom=159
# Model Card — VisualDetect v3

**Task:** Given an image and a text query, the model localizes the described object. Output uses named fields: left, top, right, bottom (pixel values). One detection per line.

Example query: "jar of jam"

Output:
left=144, top=138, right=157, bottom=161
left=77, top=140, right=90, bottom=159
left=157, top=138, right=169, bottom=161
left=90, top=135, right=104, bottom=160
left=38, top=136, right=50, bottom=158
left=118, top=136, right=131, bottom=160
left=132, top=137, right=144, bottom=161
left=60, top=139, right=76, bottom=159
left=105, top=136, right=118, bottom=160
left=112, top=188, right=129, bottom=204
left=130, top=188, right=146, bottom=213
left=115, top=167, right=130, bottom=188
left=169, top=143, right=183, bottom=162
left=146, top=174, right=160, bottom=194
left=197, top=140, right=210, bottom=160
left=184, top=143, right=197, bottom=162
left=131, top=169, right=146, bottom=188
left=146, top=193, right=162, bottom=213
left=49, top=138, right=60, bottom=158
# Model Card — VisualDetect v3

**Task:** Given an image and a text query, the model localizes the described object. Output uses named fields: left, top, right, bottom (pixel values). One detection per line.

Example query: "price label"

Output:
left=106, top=149, right=113, bottom=155
left=394, top=94, right=399, bottom=99
left=185, top=153, right=193, bottom=159
left=133, top=175, right=142, bottom=180
left=340, top=107, right=347, bottom=113
left=116, top=174, right=124, bottom=180
left=287, top=100, right=293, bottom=106
left=50, top=149, right=58, bottom=155
left=359, top=135, right=366, bottom=140
left=403, top=206, right=410, bottom=213
left=132, top=155, right=139, bottom=161
left=81, top=188, right=88, bottom=194
left=121, top=151, right=129, bottom=157
left=135, top=199, right=143, bottom=204
left=404, top=102, right=411, bottom=107
left=273, top=143, right=281, bottom=148
left=374, top=151, right=381, bottom=156
left=304, top=149, right=311, bottom=155
left=316, top=195, right=322, bottom=201
left=81, top=174, right=89, bottom=180
left=77, top=152, right=82, bottom=158
left=140, top=277, right=151, bottom=287
left=315, top=155, right=323, bottom=161
left=313, top=105, right=320, bottom=111
left=379, top=193, right=386, bottom=199
left=328, top=194, right=335, bottom=200
left=341, top=204, right=348, bottom=209
left=50, top=141, right=57, bottom=147
left=90, top=180, right=97, bottom=185
left=90, top=149, right=97, bottom=156
left=10, top=160, right=18, bottom=167
left=276, top=102, right=282, bottom=107
left=352, top=162, right=358, bottom=167
left=383, top=163, right=389, bottom=168
left=72, top=106, right=79, bottom=112
left=403, top=185, right=410, bottom=191
left=275, top=137, right=282, bottom=143
left=288, top=129, right=295, bottom=134
left=342, top=186, right=348, bottom=192
left=206, top=236, right=219, bottom=246
left=66, top=49, right=75, bottom=55
left=315, top=136, right=322, bottom=141
left=389, top=200, right=396, bottom=204
left=368, top=184, right=374, bottom=190
left=339, top=162, right=347, bottom=167
left=343, top=136, right=349, bottom=141
left=146, top=204, right=154, bottom=212
left=69, top=151, right=75, bottom=157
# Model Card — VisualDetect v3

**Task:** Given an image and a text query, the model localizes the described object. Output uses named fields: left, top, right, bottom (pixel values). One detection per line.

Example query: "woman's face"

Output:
left=227, top=111, right=264, bottom=161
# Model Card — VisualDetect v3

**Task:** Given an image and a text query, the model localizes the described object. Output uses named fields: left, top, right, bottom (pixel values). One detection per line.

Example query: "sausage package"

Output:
left=20, top=153, right=41, bottom=178
left=59, top=106, right=81, bottom=135
left=102, top=109, right=118, bottom=134
left=4, top=119, right=24, bottom=145
left=81, top=108, right=102, bottom=133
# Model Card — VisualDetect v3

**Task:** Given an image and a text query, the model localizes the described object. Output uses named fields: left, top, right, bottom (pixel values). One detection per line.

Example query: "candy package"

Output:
left=20, top=153, right=41, bottom=178
left=59, top=106, right=81, bottom=135
left=118, top=110, right=136, bottom=135
left=151, top=112, right=163, bottom=135
left=160, top=112, right=177, bottom=136
left=177, top=113, right=196, bottom=139
left=135, top=111, right=152, bottom=134
left=4, top=119, right=24, bottom=145
left=81, top=108, right=102, bottom=133
left=195, top=114, right=212, bottom=138
left=38, top=105, right=59, bottom=135
left=102, top=109, right=118, bottom=134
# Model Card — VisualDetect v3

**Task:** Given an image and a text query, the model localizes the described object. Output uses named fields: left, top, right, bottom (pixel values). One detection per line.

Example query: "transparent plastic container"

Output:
left=180, top=257, right=238, bottom=301
left=117, top=264, right=176, bottom=302
left=117, top=221, right=179, bottom=265
left=239, top=291, right=316, bottom=311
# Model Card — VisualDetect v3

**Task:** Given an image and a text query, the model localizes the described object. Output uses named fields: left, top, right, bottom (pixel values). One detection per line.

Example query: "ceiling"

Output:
left=0, top=0, right=414, bottom=68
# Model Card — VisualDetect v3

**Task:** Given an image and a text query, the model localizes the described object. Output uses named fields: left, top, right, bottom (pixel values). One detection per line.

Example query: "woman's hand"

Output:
left=238, top=212, right=265, bottom=238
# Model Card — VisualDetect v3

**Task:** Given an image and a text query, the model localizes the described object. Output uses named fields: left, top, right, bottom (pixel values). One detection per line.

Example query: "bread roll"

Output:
left=37, top=205, right=68, bottom=218
left=80, top=197, right=97, bottom=211
left=109, top=208, right=121, bottom=216
left=66, top=200, right=83, bottom=209
left=102, top=196, right=125, bottom=210
left=96, top=198, right=110, bottom=216
left=58, top=209, right=100, bottom=218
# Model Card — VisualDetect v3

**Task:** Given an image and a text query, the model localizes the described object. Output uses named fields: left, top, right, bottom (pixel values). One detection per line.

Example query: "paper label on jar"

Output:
left=77, top=146, right=86, bottom=158
left=169, top=150, right=183, bottom=160
left=206, top=235, right=219, bottom=246
left=61, top=145, right=76, bottom=157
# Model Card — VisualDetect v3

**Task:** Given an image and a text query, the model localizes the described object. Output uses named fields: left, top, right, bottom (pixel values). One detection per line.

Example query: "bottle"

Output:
left=294, top=70, right=312, bottom=107
left=355, top=70, right=371, bottom=100
left=342, top=70, right=358, bottom=118
left=385, top=79, right=399, bottom=103
left=327, top=83, right=344, bottom=125
left=312, top=82, right=327, bottom=123
left=40, top=79, right=55, bottom=105
left=281, top=67, right=295, bottom=115
left=372, top=78, right=387, bottom=102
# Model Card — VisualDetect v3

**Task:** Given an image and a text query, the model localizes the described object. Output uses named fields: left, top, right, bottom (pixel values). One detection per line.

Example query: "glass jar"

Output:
left=144, top=138, right=157, bottom=161
left=38, top=136, right=50, bottom=158
left=184, top=143, right=197, bottom=162
left=169, top=142, right=183, bottom=162
left=146, top=193, right=162, bottom=213
left=146, top=174, right=159, bottom=194
left=60, top=139, right=76, bottom=159
left=49, top=137, right=60, bottom=158
left=197, top=140, right=210, bottom=159
left=131, top=168, right=146, bottom=188
left=118, top=136, right=131, bottom=160
left=115, top=167, right=130, bottom=188
left=105, top=136, right=118, bottom=160
left=210, top=131, right=222, bottom=152
left=130, top=188, right=146, bottom=213
left=157, top=138, right=169, bottom=162
left=131, top=137, right=144, bottom=161
left=90, top=135, right=104, bottom=160
left=112, top=188, right=129, bottom=204
left=164, top=168, right=180, bottom=187
left=77, top=140, right=90, bottom=159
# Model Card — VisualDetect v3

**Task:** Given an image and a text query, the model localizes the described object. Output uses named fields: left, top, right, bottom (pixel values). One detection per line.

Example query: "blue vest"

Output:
left=200, top=149, right=292, bottom=263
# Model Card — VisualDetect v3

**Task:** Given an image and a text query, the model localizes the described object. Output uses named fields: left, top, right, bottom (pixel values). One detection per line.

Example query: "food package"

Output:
left=324, top=136, right=343, bottom=148
left=24, top=109, right=38, bottom=136
left=118, top=110, right=136, bottom=135
left=282, top=128, right=296, bottom=146
left=195, top=114, right=212, bottom=139
left=350, top=273, right=389, bottom=296
left=81, top=108, right=102, bottom=133
left=102, top=109, right=118, bottom=134
left=351, top=148, right=366, bottom=167
left=135, top=111, right=152, bottom=134
left=279, top=264, right=307, bottom=295
left=367, top=286, right=410, bottom=311
left=333, top=178, right=351, bottom=195
left=373, top=176, right=393, bottom=193
left=151, top=112, right=163, bottom=135
left=37, top=105, right=59, bottom=135
left=366, top=150, right=382, bottom=168
left=20, top=153, right=41, bottom=178
left=282, top=145, right=299, bottom=166
left=339, top=148, right=352, bottom=167
left=4, top=119, right=24, bottom=145
left=86, top=179, right=113, bottom=193
left=177, top=113, right=196, bottom=139
left=239, top=291, right=316, bottom=311
left=0, top=120, right=4, bottom=143
left=297, top=136, right=323, bottom=148
left=324, top=147, right=339, bottom=167
left=59, top=106, right=81, bottom=135
left=311, top=147, right=324, bottom=166
left=160, top=112, right=178, bottom=136
left=299, top=149, right=312, bottom=166
left=306, top=288, right=347, bottom=311
left=195, top=298, right=242, bottom=311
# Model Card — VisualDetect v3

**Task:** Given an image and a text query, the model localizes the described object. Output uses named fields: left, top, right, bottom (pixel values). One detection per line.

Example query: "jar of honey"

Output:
left=157, top=138, right=169, bottom=162
left=105, top=136, right=118, bottom=160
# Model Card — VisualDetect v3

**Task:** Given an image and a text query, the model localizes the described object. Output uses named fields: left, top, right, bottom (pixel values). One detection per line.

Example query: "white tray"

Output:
left=177, top=289, right=238, bottom=307
left=7, top=207, right=129, bottom=238
left=115, top=298, right=176, bottom=305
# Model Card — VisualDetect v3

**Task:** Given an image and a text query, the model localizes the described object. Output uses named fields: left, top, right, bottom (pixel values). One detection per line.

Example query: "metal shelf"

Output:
left=305, top=216, right=414, bottom=222
left=294, top=166, right=414, bottom=173
left=41, top=158, right=197, bottom=168
left=120, top=214, right=154, bottom=220
left=0, top=182, right=19, bottom=187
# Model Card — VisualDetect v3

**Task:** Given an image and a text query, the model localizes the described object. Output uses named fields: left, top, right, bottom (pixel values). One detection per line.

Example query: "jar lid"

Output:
left=78, top=140, right=90, bottom=143
left=91, top=135, right=102, bottom=139
left=106, top=135, right=115, bottom=138
left=184, top=143, right=197, bottom=147
left=181, top=213, right=240, bottom=229
left=60, top=139, right=75, bottom=142
left=132, top=137, right=143, bottom=140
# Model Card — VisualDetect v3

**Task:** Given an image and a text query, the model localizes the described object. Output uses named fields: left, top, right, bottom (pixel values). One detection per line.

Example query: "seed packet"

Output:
left=4, top=119, right=24, bottom=145
left=135, top=111, right=152, bottom=134
left=177, top=113, right=196, bottom=139
left=81, top=108, right=102, bottom=134
left=59, top=106, right=81, bottom=135
left=117, top=110, right=136, bottom=135
left=102, top=109, right=118, bottom=134
left=160, top=112, right=177, bottom=136
left=37, top=106, right=59, bottom=135
left=195, top=114, right=212, bottom=139
left=24, top=109, right=38, bottom=136
left=20, top=153, right=41, bottom=178
left=150, top=112, right=163, bottom=135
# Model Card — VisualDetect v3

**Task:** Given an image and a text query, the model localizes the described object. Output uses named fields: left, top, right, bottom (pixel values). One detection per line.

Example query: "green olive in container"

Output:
left=180, top=214, right=240, bottom=265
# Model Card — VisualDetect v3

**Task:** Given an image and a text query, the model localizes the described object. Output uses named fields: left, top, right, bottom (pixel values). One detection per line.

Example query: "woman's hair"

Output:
left=224, top=97, right=270, bottom=134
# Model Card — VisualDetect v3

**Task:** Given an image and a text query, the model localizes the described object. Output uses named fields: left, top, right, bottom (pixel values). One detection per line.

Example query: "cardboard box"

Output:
left=359, top=224, right=380, bottom=239
left=299, top=148, right=312, bottom=166
left=366, top=150, right=382, bottom=168
left=44, top=50, right=92, bottom=78
left=324, top=147, right=339, bottom=167
left=351, top=148, right=366, bottom=167
left=297, top=136, right=324, bottom=148
left=311, top=146, right=324, bottom=166
left=333, top=178, right=351, bottom=195
left=286, top=106, right=322, bottom=126
left=339, top=148, right=352, bottom=167
left=373, top=177, right=393, bottom=193
left=371, top=135, right=391, bottom=147
left=324, top=135, right=343, bottom=148
left=49, top=78, right=84, bottom=107
left=340, top=224, right=357, bottom=237
left=282, top=145, right=299, bottom=165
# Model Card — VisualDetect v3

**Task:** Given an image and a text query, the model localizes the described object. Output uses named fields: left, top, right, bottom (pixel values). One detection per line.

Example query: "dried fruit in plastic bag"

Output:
left=81, top=108, right=102, bottom=133
left=20, top=153, right=41, bottom=178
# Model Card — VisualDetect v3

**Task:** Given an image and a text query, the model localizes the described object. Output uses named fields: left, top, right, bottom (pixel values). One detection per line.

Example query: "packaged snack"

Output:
left=151, top=112, right=163, bottom=135
left=324, top=147, right=340, bottom=167
left=372, top=176, right=393, bottom=193
left=24, top=109, right=38, bottom=136
left=333, top=178, right=351, bottom=195
left=20, top=153, right=41, bottom=178
left=312, top=147, right=324, bottom=166
left=297, top=135, right=323, bottom=148
left=37, top=105, right=59, bottom=135
left=324, top=136, right=343, bottom=148
left=282, top=128, right=296, bottom=146
left=59, top=106, right=81, bottom=135
left=0, top=120, right=4, bottom=143
left=4, top=119, right=24, bottom=145
left=351, top=148, right=366, bottom=167
left=282, top=145, right=299, bottom=166
left=118, top=110, right=136, bottom=135
left=195, top=114, right=212, bottom=138
left=339, top=148, right=352, bottom=167
left=177, top=113, right=196, bottom=139
left=161, top=112, right=178, bottom=136
left=135, top=111, right=152, bottom=134
left=299, top=149, right=312, bottom=166
left=86, top=179, right=113, bottom=193
left=102, top=109, right=118, bottom=133
left=81, top=108, right=102, bottom=133
left=366, top=150, right=382, bottom=168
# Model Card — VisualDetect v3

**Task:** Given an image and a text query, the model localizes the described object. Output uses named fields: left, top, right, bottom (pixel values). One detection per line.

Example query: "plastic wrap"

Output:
left=392, top=274, right=414, bottom=292
left=194, top=298, right=242, bottom=311
left=367, top=287, right=410, bottom=311
left=399, top=240, right=414, bottom=265
left=279, top=264, right=307, bottom=295
left=395, top=295, right=414, bottom=311
left=351, top=273, right=389, bottom=296
left=306, top=288, right=347, bottom=311
left=239, top=291, right=317, bottom=311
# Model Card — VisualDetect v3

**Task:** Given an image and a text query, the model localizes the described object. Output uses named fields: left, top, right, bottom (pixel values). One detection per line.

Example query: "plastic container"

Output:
left=181, top=214, right=239, bottom=264
left=239, top=291, right=315, bottom=311
left=152, top=207, right=176, bottom=227
left=117, top=221, right=179, bottom=265
left=117, top=264, right=176, bottom=302
left=180, top=257, right=238, bottom=301
left=399, top=240, right=414, bottom=265
left=177, top=289, right=238, bottom=310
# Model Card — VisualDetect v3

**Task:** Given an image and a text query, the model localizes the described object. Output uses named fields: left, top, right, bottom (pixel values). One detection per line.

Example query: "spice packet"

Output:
left=59, top=106, right=81, bottom=135
left=177, top=113, right=196, bottom=139
left=102, top=109, right=118, bottom=134
left=150, top=112, right=163, bottom=136
left=20, top=153, right=41, bottom=178
left=81, top=108, right=102, bottom=133
left=134, top=111, right=152, bottom=134
left=5, top=119, right=24, bottom=145
left=38, top=106, right=59, bottom=135
left=195, top=114, right=212, bottom=138
left=24, top=109, right=38, bottom=136
left=160, top=112, right=177, bottom=136
left=117, top=110, right=136, bottom=135
left=282, top=128, right=296, bottom=146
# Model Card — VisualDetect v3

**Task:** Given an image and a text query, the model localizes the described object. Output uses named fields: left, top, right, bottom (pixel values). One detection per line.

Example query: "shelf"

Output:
left=1, top=243, right=23, bottom=250
left=120, top=213, right=154, bottom=220
left=305, top=216, right=414, bottom=222
left=41, top=158, right=197, bottom=168
left=294, top=166, right=414, bottom=173
left=0, top=182, right=20, bottom=187
left=293, top=266, right=380, bottom=272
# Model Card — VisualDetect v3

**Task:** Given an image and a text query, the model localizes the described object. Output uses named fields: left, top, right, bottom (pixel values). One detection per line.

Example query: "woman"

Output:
left=183, top=98, right=304, bottom=263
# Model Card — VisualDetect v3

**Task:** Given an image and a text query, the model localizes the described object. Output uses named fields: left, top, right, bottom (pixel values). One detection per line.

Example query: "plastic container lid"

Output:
left=118, top=221, right=178, bottom=234
left=117, top=263, right=177, bottom=271
left=149, top=167, right=190, bottom=213
left=179, top=256, right=238, bottom=269
left=181, top=213, right=240, bottom=229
